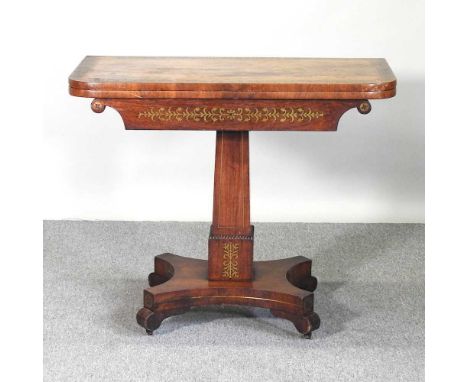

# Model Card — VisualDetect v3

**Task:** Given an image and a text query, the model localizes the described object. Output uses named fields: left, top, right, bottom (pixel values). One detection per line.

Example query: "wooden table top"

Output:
left=69, top=56, right=396, bottom=100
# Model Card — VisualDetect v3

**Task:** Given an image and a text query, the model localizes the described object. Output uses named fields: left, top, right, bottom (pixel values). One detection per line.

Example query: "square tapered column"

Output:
left=208, top=131, right=254, bottom=281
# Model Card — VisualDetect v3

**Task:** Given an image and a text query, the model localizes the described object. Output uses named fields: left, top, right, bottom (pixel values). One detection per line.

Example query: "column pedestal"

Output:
left=136, top=131, right=320, bottom=338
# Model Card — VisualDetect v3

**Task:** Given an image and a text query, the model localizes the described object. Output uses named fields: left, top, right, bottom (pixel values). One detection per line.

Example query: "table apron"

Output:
left=90, top=98, right=370, bottom=131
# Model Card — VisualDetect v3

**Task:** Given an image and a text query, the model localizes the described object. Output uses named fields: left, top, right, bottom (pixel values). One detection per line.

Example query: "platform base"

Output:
left=136, top=253, right=320, bottom=337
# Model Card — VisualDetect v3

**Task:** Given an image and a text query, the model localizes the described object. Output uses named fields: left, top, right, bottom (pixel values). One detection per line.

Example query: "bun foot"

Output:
left=136, top=304, right=190, bottom=335
left=136, top=307, right=161, bottom=334
left=271, top=310, right=320, bottom=337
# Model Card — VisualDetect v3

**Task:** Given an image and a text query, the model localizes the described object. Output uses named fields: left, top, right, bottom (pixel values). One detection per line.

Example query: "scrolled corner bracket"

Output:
left=91, top=99, right=106, bottom=113
left=357, top=100, right=371, bottom=115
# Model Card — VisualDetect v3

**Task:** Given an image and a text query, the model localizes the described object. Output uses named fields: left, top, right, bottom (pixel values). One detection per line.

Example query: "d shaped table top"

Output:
left=69, top=56, right=396, bottom=100
left=69, top=56, right=396, bottom=131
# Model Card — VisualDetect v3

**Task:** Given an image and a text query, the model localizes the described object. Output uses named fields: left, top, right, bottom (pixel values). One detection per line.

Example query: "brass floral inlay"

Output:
left=222, top=242, right=239, bottom=279
left=138, top=107, right=324, bottom=123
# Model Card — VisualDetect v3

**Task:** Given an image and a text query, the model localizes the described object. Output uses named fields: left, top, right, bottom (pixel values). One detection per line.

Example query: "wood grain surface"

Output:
left=92, top=98, right=366, bottom=131
left=208, top=131, right=253, bottom=281
left=69, top=56, right=396, bottom=337
left=137, top=253, right=320, bottom=336
left=69, top=56, right=396, bottom=99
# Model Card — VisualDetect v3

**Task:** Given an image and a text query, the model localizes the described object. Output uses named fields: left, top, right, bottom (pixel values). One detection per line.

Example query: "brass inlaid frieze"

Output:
left=222, top=242, right=239, bottom=279
left=138, top=107, right=324, bottom=123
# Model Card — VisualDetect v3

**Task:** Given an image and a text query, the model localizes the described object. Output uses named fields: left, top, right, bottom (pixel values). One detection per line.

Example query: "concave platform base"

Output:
left=136, top=253, right=320, bottom=338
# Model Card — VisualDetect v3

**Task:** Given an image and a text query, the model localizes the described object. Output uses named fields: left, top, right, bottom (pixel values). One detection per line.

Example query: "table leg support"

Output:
left=135, top=130, right=320, bottom=337
left=136, top=253, right=320, bottom=337
left=270, top=310, right=321, bottom=339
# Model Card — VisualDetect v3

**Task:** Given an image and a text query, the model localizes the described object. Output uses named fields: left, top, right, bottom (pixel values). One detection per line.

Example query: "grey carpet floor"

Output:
left=44, top=221, right=424, bottom=382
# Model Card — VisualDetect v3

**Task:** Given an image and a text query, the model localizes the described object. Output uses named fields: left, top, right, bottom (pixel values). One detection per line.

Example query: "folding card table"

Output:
left=69, top=56, right=396, bottom=338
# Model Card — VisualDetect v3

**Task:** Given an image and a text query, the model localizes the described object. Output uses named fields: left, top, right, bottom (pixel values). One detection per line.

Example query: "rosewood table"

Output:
left=69, top=56, right=396, bottom=338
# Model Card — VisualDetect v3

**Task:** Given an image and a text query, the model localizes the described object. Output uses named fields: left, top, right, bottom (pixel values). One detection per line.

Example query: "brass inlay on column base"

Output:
left=222, top=242, right=239, bottom=279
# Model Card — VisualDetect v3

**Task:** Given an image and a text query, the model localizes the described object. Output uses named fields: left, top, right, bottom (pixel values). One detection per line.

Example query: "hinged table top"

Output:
left=69, top=56, right=396, bottom=100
